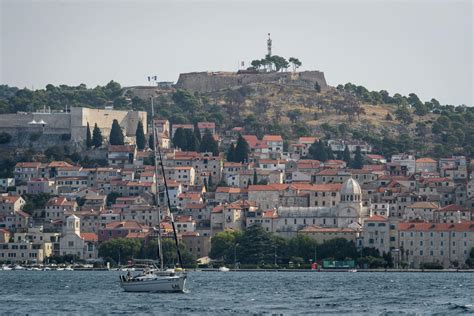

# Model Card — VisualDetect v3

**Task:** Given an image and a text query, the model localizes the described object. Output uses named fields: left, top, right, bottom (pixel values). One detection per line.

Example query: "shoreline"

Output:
left=3, top=268, right=473, bottom=273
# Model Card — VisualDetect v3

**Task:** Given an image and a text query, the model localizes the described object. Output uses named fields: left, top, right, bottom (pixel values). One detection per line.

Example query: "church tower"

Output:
left=65, top=214, right=81, bottom=235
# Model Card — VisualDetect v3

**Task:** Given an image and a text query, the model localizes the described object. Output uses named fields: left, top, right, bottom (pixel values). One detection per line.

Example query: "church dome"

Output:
left=341, top=177, right=362, bottom=196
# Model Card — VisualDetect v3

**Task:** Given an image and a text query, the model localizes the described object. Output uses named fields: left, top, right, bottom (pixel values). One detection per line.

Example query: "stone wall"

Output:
left=174, top=70, right=328, bottom=93
left=0, top=108, right=147, bottom=146
left=71, top=107, right=147, bottom=142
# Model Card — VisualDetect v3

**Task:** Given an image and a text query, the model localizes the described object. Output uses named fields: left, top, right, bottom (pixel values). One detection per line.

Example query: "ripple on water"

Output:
left=0, top=271, right=472, bottom=314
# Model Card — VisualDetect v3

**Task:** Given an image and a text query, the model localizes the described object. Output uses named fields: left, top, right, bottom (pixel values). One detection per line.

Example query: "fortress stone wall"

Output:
left=174, top=70, right=328, bottom=93
left=70, top=107, right=147, bottom=142
left=0, top=107, right=147, bottom=145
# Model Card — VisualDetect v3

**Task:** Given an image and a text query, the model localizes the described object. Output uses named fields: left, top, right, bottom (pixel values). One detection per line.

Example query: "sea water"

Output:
left=0, top=271, right=472, bottom=315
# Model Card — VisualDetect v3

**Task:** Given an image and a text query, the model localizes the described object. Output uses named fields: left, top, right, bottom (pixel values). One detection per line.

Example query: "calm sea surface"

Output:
left=0, top=271, right=472, bottom=315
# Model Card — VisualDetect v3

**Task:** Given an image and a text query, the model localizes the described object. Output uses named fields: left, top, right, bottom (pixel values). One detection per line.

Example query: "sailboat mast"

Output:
left=154, top=124, right=184, bottom=270
left=151, top=97, right=164, bottom=271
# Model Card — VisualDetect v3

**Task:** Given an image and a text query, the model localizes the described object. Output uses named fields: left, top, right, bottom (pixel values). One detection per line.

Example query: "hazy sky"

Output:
left=1, top=0, right=472, bottom=105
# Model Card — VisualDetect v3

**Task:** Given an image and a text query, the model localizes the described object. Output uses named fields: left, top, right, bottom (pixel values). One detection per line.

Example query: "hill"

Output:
left=0, top=75, right=473, bottom=160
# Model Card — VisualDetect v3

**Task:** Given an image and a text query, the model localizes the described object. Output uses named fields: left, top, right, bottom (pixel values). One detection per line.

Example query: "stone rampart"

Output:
left=174, top=70, right=328, bottom=93
left=0, top=108, right=147, bottom=145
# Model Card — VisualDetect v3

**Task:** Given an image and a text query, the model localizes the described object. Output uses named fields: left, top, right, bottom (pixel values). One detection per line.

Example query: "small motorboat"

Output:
left=219, top=266, right=230, bottom=272
left=56, top=267, right=65, bottom=271
left=13, top=265, right=25, bottom=270
left=65, top=266, right=74, bottom=271
left=2, top=265, right=12, bottom=271
left=348, top=269, right=358, bottom=273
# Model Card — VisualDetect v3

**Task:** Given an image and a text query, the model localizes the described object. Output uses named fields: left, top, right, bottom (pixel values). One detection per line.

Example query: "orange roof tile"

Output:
left=399, top=222, right=474, bottom=232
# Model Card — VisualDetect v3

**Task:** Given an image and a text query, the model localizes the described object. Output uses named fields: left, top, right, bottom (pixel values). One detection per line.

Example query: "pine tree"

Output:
left=109, top=119, right=124, bottom=145
left=235, top=135, right=250, bottom=163
left=92, top=123, right=103, bottom=148
left=148, top=134, right=154, bottom=150
left=86, top=122, right=92, bottom=149
left=185, top=129, right=199, bottom=151
left=226, top=144, right=236, bottom=162
left=172, top=127, right=187, bottom=150
left=199, top=129, right=218, bottom=156
left=135, top=121, right=146, bottom=150
left=352, top=146, right=364, bottom=169
left=342, top=146, right=351, bottom=165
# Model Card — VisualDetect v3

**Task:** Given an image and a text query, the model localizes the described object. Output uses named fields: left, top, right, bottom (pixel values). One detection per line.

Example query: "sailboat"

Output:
left=120, top=98, right=187, bottom=293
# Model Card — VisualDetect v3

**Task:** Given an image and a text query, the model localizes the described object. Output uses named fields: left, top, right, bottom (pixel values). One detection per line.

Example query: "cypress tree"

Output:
left=92, top=123, right=103, bottom=148
left=352, top=146, right=364, bottom=169
left=86, top=122, right=92, bottom=149
left=226, top=144, right=236, bottom=162
left=235, top=135, right=250, bottom=163
left=135, top=121, right=146, bottom=150
left=207, top=173, right=213, bottom=190
left=109, top=119, right=124, bottom=145
left=185, top=129, right=199, bottom=151
left=194, top=122, right=202, bottom=142
left=253, top=168, right=258, bottom=184
left=148, top=134, right=154, bottom=150
left=326, top=145, right=335, bottom=160
left=342, top=146, right=351, bottom=164
left=199, top=129, right=218, bottom=156
left=173, top=127, right=187, bottom=150
left=309, top=140, right=328, bottom=161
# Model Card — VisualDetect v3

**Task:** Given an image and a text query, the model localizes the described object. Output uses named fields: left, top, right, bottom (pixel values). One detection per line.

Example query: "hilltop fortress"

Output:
left=174, top=70, right=328, bottom=93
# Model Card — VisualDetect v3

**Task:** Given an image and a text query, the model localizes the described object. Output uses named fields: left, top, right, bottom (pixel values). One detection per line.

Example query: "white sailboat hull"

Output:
left=120, top=274, right=186, bottom=293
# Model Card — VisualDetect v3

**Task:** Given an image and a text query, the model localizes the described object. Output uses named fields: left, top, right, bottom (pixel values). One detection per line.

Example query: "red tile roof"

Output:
left=365, top=215, right=387, bottom=222
left=81, top=233, right=98, bottom=242
left=399, top=221, right=474, bottom=232
left=262, top=135, right=283, bottom=142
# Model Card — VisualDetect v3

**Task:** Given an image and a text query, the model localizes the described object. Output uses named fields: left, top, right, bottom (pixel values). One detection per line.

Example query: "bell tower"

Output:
left=66, top=214, right=80, bottom=235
